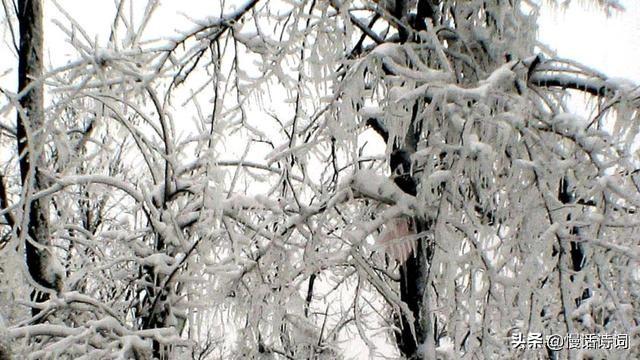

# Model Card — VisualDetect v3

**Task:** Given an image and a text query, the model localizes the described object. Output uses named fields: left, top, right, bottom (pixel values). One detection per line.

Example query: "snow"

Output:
left=479, top=61, right=517, bottom=89
left=350, top=170, right=422, bottom=214
left=43, top=252, right=65, bottom=292
left=552, top=113, right=588, bottom=134
left=394, top=62, right=517, bottom=103
left=370, top=43, right=405, bottom=64
left=358, top=106, right=383, bottom=120
left=426, top=170, right=452, bottom=185
left=139, top=254, right=176, bottom=275
left=375, top=217, right=417, bottom=264
left=3, top=0, right=640, bottom=358
left=466, top=133, right=494, bottom=158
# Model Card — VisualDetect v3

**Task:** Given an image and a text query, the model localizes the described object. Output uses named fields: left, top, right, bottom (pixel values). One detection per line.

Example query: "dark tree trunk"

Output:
left=387, top=2, right=440, bottom=358
left=559, top=177, right=589, bottom=304
left=396, top=229, right=432, bottom=359
left=391, top=141, right=434, bottom=360
left=17, top=0, right=55, bottom=314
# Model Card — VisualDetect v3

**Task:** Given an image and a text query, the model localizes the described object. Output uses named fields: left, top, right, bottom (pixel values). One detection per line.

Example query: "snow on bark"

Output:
left=375, top=217, right=417, bottom=264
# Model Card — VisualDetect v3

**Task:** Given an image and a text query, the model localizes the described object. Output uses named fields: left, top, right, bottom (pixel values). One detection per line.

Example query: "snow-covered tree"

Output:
left=0, top=0, right=638, bottom=359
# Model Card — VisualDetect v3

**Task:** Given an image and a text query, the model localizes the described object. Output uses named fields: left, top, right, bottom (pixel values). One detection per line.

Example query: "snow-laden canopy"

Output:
left=0, top=0, right=638, bottom=359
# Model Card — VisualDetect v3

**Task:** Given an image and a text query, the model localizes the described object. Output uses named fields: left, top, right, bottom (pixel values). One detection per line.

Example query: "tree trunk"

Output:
left=388, top=2, right=439, bottom=358
left=392, top=134, right=434, bottom=360
left=17, top=0, right=56, bottom=314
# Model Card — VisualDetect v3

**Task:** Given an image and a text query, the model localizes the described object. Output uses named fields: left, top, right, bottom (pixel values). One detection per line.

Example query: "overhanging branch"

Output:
left=530, top=72, right=637, bottom=100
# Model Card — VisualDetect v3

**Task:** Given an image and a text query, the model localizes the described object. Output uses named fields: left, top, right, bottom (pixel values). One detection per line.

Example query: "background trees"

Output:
left=0, top=0, right=638, bottom=359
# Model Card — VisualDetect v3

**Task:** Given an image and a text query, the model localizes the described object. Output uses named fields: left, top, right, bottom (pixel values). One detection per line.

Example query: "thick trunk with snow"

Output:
left=16, top=0, right=58, bottom=312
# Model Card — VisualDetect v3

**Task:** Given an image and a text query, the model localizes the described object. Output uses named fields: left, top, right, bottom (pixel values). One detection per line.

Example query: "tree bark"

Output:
left=389, top=2, right=440, bottom=358
left=392, top=131, right=434, bottom=360
left=17, top=0, right=55, bottom=313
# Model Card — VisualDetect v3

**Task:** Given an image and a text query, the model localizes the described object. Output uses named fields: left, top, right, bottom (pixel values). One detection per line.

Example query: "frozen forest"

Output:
left=0, top=0, right=639, bottom=359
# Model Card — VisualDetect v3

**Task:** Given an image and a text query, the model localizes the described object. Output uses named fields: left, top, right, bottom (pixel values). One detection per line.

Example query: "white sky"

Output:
left=538, top=0, right=640, bottom=82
